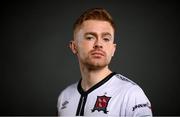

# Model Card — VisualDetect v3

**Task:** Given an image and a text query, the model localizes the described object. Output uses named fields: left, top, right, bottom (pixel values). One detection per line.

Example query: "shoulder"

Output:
left=57, top=82, right=78, bottom=104
left=114, top=73, right=137, bottom=85
left=112, top=73, right=149, bottom=100
left=113, top=74, right=152, bottom=116
left=110, top=73, right=137, bottom=91
left=57, top=82, right=78, bottom=107
left=59, top=82, right=78, bottom=97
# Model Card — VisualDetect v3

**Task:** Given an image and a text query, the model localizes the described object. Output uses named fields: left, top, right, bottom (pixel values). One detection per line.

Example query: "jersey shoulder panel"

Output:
left=114, top=74, right=151, bottom=104
left=57, top=82, right=78, bottom=108
left=106, top=74, right=138, bottom=96
left=59, top=82, right=78, bottom=97
left=114, top=74, right=137, bottom=86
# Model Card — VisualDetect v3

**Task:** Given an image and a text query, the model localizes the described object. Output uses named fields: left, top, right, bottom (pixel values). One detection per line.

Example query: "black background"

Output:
left=1, top=0, right=180, bottom=116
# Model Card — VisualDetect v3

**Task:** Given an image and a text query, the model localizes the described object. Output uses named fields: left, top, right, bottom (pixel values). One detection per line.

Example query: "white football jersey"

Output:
left=57, top=72, right=152, bottom=116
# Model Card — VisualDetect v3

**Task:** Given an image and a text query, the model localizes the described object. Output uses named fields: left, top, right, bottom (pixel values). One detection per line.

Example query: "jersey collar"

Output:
left=77, top=72, right=116, bottom=96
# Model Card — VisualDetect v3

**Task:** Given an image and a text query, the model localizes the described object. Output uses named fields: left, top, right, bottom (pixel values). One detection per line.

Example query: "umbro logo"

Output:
left=61, top=100, right=69, bottom=110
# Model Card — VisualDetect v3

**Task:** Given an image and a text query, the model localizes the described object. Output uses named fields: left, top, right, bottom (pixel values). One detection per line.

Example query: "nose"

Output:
left=93, top=39, right=103, bottom=49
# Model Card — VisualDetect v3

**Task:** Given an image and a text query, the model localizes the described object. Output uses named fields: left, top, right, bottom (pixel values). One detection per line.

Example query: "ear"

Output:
left=112, top=43, right=116, bottom=57
left=69, top=40, right=78, bottom=54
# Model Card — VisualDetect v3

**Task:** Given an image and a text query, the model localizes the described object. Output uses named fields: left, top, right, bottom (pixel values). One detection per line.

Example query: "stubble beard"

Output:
left=81, top=55, right=110, bottom=70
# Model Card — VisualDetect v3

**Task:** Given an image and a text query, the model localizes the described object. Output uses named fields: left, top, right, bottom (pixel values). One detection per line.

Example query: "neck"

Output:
left=79, top=64, right=112, bottom=91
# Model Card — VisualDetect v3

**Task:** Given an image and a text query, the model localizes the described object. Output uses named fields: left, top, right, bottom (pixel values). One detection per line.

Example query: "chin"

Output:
left=86, top=62, right=108, bottom=70
left=81, top=57, right=110, bottom=70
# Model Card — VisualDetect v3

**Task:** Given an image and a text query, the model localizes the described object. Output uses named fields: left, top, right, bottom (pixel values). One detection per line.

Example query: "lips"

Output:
left=91, top=52, right=104, bottom=56
left=90, top=50, right=105, bottom=57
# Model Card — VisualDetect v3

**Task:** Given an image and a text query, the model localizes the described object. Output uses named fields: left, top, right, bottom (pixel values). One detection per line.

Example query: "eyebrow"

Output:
left=84, top=32, right=97, bottom=37
left=102, top=33, right=112, bottom=40
left=102, top=32, right=112, bottom=37
left=84, top=32, right=112, bottom=38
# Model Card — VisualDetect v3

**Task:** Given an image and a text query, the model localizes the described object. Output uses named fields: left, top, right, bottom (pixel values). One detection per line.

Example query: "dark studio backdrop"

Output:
left=1, top=0, right=179, bottom=116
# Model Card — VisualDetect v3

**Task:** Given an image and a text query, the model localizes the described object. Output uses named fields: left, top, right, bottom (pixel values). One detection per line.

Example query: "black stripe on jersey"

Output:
left=76, top=72, right=116, bottom=116
left=76, top=95, right=88, bottom=116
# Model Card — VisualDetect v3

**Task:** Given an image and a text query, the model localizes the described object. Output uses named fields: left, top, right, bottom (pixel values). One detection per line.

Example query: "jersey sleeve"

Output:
left=57, top=91, right=64, bottom=116
left=124, top=85, right=153, bottom=117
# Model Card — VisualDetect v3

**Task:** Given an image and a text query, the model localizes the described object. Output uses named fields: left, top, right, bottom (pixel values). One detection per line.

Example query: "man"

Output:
left=57, top=8, right=152, bottom=116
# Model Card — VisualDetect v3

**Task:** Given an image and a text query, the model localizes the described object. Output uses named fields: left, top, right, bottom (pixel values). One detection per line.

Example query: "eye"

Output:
left=86, top=36, right=93, bottom=40
left=85, top=35, right=95, bottom=40
left=103, top=37, right=110, bottom=42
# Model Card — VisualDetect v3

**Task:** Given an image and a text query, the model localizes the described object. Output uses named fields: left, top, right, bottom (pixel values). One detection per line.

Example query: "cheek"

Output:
left=77, top=41, right=92, bottom=56
left=106, top=46, right=115, bottom=57
left=78, top=41, right=93, bottom=51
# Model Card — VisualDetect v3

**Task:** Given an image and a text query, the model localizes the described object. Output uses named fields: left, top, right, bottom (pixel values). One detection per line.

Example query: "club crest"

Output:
left=92, top=95, right=111, bottom=114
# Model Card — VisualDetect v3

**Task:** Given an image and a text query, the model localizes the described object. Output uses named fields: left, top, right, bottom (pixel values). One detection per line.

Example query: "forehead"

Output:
left=77, top=20, right=114, bottom=35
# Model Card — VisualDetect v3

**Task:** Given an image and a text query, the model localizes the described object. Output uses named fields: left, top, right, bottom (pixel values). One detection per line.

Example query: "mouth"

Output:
left=91, top=50, right=105, bottom=57
left=91, top=52, right=104, bottom=56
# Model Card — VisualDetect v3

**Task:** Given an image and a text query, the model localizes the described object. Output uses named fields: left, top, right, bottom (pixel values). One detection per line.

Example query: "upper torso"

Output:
left=57, top=72, right=152, bottom=116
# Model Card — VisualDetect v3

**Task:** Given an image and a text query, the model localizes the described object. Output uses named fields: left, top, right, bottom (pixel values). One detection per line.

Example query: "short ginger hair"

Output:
left=73, top=8, right=115, bottom=34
